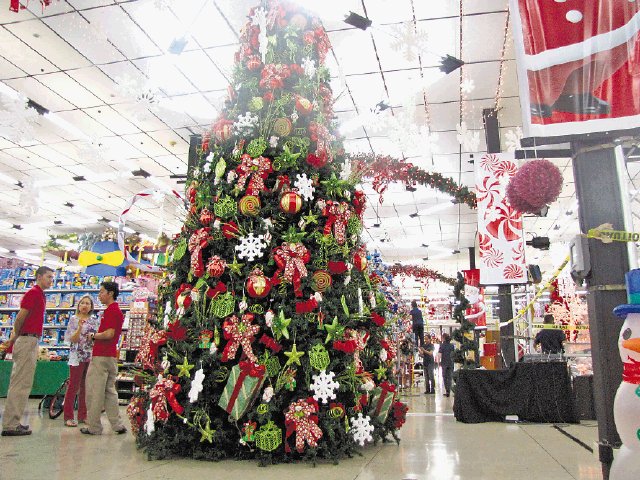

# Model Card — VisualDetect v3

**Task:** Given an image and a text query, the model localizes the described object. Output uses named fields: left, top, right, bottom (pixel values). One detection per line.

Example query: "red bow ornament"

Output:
left=272, top=242, right=310, bottom=297
left=135, top=326, right=168, bottom=372
left=221, top=313, right=261, bottom=363
left=309, top=121, right=335, bottom=163
left=188, top=228, right=211, bottom=278
left=284, top=398, right=323, bottom=453
left=322, top=201, right=352, bottom=245
left=259, top=63, right=291, bottom=90
left=346, top=329, right=370, bottom=374
left=149, top=375, right=184, bottom=422
left=235, top=154, right=272, bottom=196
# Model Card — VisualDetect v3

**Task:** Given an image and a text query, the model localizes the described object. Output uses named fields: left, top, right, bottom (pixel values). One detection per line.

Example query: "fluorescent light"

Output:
left=148, top=176, right=173, bottom=192
left=0, top=172, right=18, bottom=185
left=0, top=83, right=19, bottom=99
left=418, top=202, right=453, bottom=216
left=0, top=219, right=13, bottom=229
left=44, top=113, right=90, bottom=141
left=17, top=248, right=41, bottom=254
left=0, top=246, right=8, bottom=253
left=34, top=177, right=69, bottom=188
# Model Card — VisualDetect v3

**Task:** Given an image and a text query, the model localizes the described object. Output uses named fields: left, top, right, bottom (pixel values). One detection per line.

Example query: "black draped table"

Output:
left=453, top=361, right=578, bottom=424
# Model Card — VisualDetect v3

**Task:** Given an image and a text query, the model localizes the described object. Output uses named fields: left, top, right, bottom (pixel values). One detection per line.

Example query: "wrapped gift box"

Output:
left=368, top=381, right=396, bottom=423
left=218, top=361, right=266, bottom=420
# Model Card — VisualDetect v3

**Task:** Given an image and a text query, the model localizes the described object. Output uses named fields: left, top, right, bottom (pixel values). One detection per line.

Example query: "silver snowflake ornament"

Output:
left=311, top=370, right=340, bottom=404
left=235, top=233, right=267, bottom=262
left=350, top=413, right=374, bottom=447
left=390, top=22, right=428, bottom=62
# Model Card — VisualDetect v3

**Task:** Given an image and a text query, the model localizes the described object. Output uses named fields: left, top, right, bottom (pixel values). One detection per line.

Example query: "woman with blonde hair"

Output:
left=63, top=295, right=99, bottom=427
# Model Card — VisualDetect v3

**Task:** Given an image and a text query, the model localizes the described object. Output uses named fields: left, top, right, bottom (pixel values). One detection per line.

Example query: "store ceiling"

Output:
left=0, top=0, right=635, bottom=283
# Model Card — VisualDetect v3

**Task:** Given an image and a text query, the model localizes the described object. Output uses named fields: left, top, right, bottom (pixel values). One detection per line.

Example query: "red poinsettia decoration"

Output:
left=391, top=401, right=409, bottom=429
left=506, top=159, right=563, bottom=214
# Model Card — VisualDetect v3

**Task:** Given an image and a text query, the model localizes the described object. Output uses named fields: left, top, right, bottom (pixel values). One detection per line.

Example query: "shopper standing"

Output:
left=1, top=266, right=55, bottom=436
left=439, top=333, right=455, bottom=397
left=534, top=314, right=565, bottom=354
left=419, top=336, right=436, bottom=394
left=410, top=300, right=425, bottom=348
left=63, top=295, right=99, bottom=427
left=80, top=281, right=126, bottom=435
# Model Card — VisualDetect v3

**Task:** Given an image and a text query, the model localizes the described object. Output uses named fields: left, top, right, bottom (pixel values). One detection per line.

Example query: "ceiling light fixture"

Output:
left=0, top=172, right=20, bottom=185
left=409, top=213, right=419, bottom=218
left=132, top=168, right=151, bottom=178
left=344, top=11, right=372, bottom=30
left=439, top=54, right=465, bottom=74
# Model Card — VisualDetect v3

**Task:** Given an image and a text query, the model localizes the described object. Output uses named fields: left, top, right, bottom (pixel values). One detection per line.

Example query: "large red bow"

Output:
left=235, top=154, right=272, bottom=196
left=221, top=313, right=260, bottom=363
left=272, top=242, right=310, bottom=297
left=322, top=201, right=352, bottom=245
left=284, top=398, right=323, bottom=453
left=135, top=326, right=167, bottom=372
left=149, top=376, right=184, bottom=422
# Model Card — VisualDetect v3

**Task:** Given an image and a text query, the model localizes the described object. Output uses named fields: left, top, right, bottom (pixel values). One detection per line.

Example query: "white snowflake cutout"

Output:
left=235, top=233, right=267, bottom=262
left=504, top=127, right=523, bottom=153
left=389, top=22, right=428, bottom=62
left=188, top=367, right=205, bottom=403
left=144, top=410, right=155, bottom=435
left=294, top=173, right=315, bottom=201
left=460, top=77, right=475, bottom=94
left=251, top=7, right=268, bottom=62
left=350, top=413, right=374, bottom=447
left=301, top=56, right=316, bottom=78
left=456, top=122, right=480, bottom=152
left=311, top=370, right=340, bottom=404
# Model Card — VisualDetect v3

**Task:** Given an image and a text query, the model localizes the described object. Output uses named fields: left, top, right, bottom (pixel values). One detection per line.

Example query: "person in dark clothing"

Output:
left=534, top=314, right=565, bottom=354
left=439, top=333, right=455, bottom=397
left=419, top=336, right=436, bottom=394
left=410, top=300, right=424, bottom=348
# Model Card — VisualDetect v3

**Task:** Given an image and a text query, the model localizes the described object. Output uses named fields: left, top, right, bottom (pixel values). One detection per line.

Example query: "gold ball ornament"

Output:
left=246, top=270, right=272, bottom=298
left=279, top=191, right=303, bottom=214
left=239, top=195, right=261, bottom=216
left=295, top=96, right=313, bottom=115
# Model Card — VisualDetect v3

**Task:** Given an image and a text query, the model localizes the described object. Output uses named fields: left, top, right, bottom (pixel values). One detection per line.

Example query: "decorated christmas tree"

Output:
left=129, top=0, right=406, bottom=463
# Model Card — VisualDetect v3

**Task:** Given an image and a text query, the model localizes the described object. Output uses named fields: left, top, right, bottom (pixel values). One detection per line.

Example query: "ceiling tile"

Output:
left=36, top=72, right=103, bottom=108
left=83, top=105, right=141, bottom=135
left=0, top=56, right=26, bottom=80
left=4, top=76, right=76, bottom=112
left=0, top=26, right=57, bottom=76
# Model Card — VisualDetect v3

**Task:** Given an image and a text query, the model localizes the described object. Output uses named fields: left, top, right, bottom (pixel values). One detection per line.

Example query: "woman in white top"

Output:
left=63, top=295, right=99, bottom=427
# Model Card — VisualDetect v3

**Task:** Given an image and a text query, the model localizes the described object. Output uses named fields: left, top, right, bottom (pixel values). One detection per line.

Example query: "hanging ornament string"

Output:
left=387, top=264, right=457, bottom=286
left=351, top=153, right=477, bottom=209
left=117, top=188, right=185, bottom=273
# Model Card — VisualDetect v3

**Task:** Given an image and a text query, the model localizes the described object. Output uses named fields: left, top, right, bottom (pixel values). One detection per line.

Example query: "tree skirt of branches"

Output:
left=352, top=154, right=477, bottom=209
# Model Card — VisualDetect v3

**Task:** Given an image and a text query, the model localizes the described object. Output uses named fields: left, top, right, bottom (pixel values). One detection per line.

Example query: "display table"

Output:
left=453, top=361, right=578, bottom=424
left=0, top=360, right=69, bottom=397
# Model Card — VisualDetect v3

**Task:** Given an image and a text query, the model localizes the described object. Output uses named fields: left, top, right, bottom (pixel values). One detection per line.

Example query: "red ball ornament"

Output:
left=279, top=191, right=303, bottom=214
left=352, top=253, right=367, bottom=272
left=200, top=208, right=213, bottom=226
left=206, top=255, right=226, bottom=278
left=506, top=159, right=563, bottom=214
left=246, top=270, right=271, bottom=298
left=295, top=96, right=313, bottom=115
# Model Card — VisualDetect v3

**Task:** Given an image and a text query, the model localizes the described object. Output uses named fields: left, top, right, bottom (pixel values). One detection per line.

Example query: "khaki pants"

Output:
left=85, top=356, right=124, bottom=434
left=2, top=336, right=38, bottom=431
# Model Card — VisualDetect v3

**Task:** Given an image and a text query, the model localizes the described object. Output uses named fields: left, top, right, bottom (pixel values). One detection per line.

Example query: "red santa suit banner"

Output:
left=510, top=0, right=640, bottom=138
left=475, top=153, right=527, bottom=285
left=463, top=269, right=486, bottom=327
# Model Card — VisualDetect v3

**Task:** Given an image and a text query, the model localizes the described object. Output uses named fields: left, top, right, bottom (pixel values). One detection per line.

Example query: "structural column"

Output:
left=572, top=143, right=627, bottom=480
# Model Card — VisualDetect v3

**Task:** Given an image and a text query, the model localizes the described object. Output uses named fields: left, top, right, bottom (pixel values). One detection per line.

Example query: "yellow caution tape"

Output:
left=532, top=323, right=589, bottom=330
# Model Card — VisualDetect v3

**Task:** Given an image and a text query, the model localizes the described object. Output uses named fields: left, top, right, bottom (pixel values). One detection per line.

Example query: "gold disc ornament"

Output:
left=239, top=195, right=261, bottom=216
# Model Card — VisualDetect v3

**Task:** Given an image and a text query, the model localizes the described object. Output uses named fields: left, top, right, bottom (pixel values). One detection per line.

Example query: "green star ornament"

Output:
left=228, top=256, right=244, bottom=275
left=176, top=357, right=195, bottom=378
left=273, top=309, right=292, bottom=340
left=374, top=365, right=387, bottom=381
left=284, top=344, right=305, bottom=366
left=320, top=173, right=349, bottom=197
left=323, top=316, right=344, bottom=344
left=200, top=420, right=216, bottom=444
left=302, top=211, right=318, bottom=226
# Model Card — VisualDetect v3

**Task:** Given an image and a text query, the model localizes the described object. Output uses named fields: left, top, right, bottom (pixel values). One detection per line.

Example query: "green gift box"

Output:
left=368, top=381, right=396, bottom=423
left=218, top=361, right=266, bottom=420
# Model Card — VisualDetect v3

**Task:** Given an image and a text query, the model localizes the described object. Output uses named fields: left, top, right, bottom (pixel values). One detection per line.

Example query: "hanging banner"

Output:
left=510, top=0, right=640, bottom=138
left=475, top=153, right=527, bottom=285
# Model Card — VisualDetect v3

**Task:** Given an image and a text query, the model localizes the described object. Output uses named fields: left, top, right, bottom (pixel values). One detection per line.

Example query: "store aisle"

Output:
left=0, top=392, right=601, bottom=480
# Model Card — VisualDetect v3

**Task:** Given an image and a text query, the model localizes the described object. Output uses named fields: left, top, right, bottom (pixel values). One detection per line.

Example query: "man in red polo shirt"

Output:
left=1, top=266, right=54, bottom=436
left=81, top=281, right=127, bottom=435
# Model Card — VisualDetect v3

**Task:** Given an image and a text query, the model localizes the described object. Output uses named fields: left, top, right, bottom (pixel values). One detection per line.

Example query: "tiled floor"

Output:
left=0, top=389, right=603, bottom=480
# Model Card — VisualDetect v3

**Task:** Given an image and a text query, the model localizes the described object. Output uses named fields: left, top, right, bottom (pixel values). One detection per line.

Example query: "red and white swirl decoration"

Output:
left=475, top=154, right=526, bottom=284
left=117, top=188, right=185, bottom=273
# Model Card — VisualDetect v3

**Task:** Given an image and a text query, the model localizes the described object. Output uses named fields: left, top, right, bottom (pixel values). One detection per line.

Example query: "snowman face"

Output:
left=619, top=313, right=640, bottom=362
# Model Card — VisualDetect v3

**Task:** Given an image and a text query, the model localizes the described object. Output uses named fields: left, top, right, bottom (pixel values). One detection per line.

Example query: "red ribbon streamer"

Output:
left=224, top=361, right=266, bottom=415
left=623, top=357, right=640, bottom=384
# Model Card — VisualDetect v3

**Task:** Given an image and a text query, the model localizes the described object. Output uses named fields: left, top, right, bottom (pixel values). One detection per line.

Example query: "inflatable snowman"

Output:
left=611, top=269, right=640, bottom=480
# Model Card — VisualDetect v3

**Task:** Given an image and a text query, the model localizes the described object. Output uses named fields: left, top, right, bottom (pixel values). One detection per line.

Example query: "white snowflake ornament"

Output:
left=350, top=413, right=374, bottom=447
left=389, top=22, right=428, bottom=62
left=456, top=122, right=480, bottom=152
left=251, top=7, right=268, bottom=62
left=144, top=411, right=155, bottom=435
left=301, top=56, right=316, bottom=78
left=235, top=233, right=267, bottom=262
left=265, top=309, right=275, bottom=327
left=188, top=367, right=205, bottom=403
left=379, top=349, right=388, bottom=362
left=460, top=77, right=475, bottom=94
left=294, top=173, right=315, bottom=201
left=311, top=370, right=340, bottom=404
left=504, top=127, right=523, bottom=153
left=262, top=386, right=274, bottom=403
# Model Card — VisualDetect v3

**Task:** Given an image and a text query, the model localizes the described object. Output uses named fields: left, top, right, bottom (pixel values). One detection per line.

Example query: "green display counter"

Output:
left=0, top=360, right=69, bottom=397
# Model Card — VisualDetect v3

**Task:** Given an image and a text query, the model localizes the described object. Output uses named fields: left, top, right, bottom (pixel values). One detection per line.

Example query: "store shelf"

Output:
left=0, top=307, right=130, bottom=312
left=0, top=289, right=134, bottom=294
